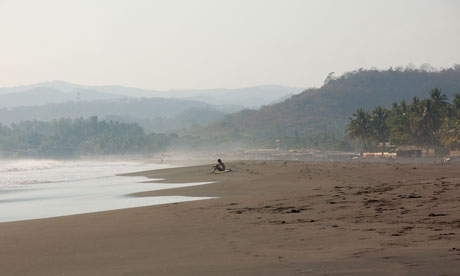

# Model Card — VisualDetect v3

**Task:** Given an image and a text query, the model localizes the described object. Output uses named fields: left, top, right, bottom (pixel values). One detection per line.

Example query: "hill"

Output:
left=170, top=85, right=302, bottom=108
left=0, top=98, right=234, bottom=129
left=0, top=81, right=302, bottom=109
left=0, top=87, right=124, bottom=108
left=186, top=66, right=460, bottom=149
left=105, top=108, right=228, bottom=133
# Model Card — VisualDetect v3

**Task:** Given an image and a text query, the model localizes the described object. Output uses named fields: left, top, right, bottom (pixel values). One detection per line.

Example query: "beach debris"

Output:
left=269, top=220, right=286, bottom=224
left=365, top=199, right=380, bottom=203
left=273, top=206, right=295, bottom=212
left=428, top=213, right=447, bottom=217
left=398, top=193, right=422, bottom=199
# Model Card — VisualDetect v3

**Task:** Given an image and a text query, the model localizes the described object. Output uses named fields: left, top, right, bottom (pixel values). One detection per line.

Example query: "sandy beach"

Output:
left=1, top=160, right=460, bottom=275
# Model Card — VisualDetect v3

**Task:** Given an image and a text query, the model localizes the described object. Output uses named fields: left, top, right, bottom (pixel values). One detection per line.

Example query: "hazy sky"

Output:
left=1, top=0, right=459, bottom=90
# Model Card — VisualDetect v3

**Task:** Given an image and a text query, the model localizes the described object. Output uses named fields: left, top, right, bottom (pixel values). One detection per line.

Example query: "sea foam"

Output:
left=0, top=160, right=213, bottom=222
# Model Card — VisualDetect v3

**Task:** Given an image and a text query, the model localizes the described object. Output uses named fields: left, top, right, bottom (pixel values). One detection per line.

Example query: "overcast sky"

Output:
left=1, top=0, right=459, bottom=90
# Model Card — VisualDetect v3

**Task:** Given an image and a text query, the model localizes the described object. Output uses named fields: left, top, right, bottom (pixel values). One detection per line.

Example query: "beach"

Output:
left=1, top=160, right=459, bottom=275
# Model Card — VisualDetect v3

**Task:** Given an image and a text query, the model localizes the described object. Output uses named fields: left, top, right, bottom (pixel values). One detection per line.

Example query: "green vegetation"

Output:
left=185, top=66, right=460, bottom=150
left=0, top=117, right=176, bottom=158
left=2, top=66, right=460, bottom=156
left=347, top=89, right=460, bottom=152
left=0, top=97, right=226, bottom=126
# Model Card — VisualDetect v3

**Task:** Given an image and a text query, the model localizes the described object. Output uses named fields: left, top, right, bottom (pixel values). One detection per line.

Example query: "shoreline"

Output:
left=0, top=160, right=215, bottom=223
left=1, top=160, right=459, bottom=275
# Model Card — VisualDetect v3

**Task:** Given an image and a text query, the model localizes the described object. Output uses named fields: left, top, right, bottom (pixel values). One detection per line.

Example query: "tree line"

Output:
left=188, top=66, right=460, bottom=150
left=347, top=88, right=460, bottom=153
left=0, top=117, right=177, bottom=158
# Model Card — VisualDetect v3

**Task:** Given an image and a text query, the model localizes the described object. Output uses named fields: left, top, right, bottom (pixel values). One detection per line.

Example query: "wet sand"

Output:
left=1, top=160, right=460, bottom=275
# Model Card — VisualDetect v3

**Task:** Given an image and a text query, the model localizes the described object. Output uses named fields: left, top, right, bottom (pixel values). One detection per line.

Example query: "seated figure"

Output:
left=212, top=159, right=225, bottom=173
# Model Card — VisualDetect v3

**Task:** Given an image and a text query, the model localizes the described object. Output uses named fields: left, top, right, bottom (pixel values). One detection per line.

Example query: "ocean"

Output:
left=0, top=159, right=213, bottom=223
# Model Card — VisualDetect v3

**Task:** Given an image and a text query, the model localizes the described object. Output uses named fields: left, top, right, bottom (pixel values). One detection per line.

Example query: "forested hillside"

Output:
left=0, top=117, right=175, bottom=157
left=187, top=66, right=460, bottom=149
left=105, top=108, right=228, bottom=133
left=0, top=98, right=234, bottom=126
left=3, top=66, right=460, bottom=156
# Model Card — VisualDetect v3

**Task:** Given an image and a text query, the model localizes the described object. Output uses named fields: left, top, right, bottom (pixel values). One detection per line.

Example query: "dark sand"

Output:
left=1, top=160, right=459, bottom=275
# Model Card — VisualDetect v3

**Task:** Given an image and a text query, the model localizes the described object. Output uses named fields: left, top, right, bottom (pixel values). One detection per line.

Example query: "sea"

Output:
left=0, top=159, right=213, bottom=223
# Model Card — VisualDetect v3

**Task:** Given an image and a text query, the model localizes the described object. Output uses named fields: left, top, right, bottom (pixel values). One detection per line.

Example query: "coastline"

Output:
left=1, top=160, right=459, bottom=275
left=0, top=160, right=215, bottom=223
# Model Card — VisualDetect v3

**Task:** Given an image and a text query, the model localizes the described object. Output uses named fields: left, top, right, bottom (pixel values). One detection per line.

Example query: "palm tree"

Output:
left=387, top=101, right=412, bottom=145
left=441, top=93, right=460, bottom=149
left=450, top=93, right=460, bottom=119
left=409, top=96, right=420, bottom=113
left=371, top=106, right=389, bottom=156
left=410, top=99, right=438, bottom=150
left=429, top=88, right=448, bottom=110
left=408, top=96, right=426, bottom=147
left=442, top=121, right=460, bottom=149
left=453, top=94, right=460, bottom=110
left=347, top=108, right=372, bottom=151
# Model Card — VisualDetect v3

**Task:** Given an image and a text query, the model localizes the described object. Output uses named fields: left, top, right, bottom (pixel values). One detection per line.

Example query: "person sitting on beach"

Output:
left=212, top=159, right=225, bottom=173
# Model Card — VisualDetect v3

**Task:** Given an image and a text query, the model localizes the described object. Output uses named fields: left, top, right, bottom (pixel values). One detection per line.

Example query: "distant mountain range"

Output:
left=0, top=81, right=303, bottom=109
left=186, top=67, right=460, bottom=147
left=0, top=97, right=231, bottom=126
left=0, top=82, right=302, bottom=133
left=0, top=87, right=123, bottom=109
left=4, top=67, right=460, bottom=151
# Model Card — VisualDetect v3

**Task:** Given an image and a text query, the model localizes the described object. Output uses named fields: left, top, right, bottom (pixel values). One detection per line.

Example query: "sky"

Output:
left=0, top=0, right=459, bottom=90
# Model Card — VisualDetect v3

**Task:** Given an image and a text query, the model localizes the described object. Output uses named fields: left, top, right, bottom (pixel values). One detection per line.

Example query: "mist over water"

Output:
left=0, top=159, right=213, bottom=222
